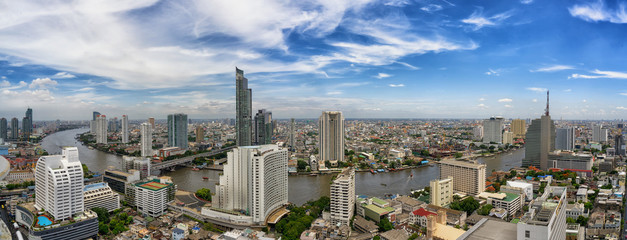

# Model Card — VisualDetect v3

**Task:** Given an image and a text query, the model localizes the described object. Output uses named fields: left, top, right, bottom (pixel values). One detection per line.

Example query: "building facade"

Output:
left=168, top=113, right=188, bottom=149
left=473, top=126, right=483, bottom=141
left=254, top=109, right=273, bottom=145
left=483, top=117, right=504, bottom=143
left=430, top=178, right=453, bottom=207
left=195, top=125, right=204, bottom=143
left=439, top=159, right=486, bottom=196
left=0, top=117, right=7, bottom=141
left=121, top=114, right=129, bottom=144
left=511, top=119, right=526, bottom=139
left=523, top=115, right=555, bottom=170
left=330, top=168, right=355, bottom=226
left=103, top=169, right=140, bottom=194
left=140, top=122, right=152, bottom=157
left=319, top=111, right=345, bottom=164
left=555, top=127, right=575, bottom=151
left=34, top=147, right=85, bottom=220
left=236, top=67, right=253, bottom=146
left=503, top=131, right=514, bottom=145
left=11, top=117, right=18, bottom=139
left=592, top=125, right=607, bottom=142
left=517, top=187, right=567, bottom=240
left=83, top=182, right=121, bottom=212
left=95, top=115, right=108, bottom=144
left=128, top=178, right=176, bottom=218
left=22, top=108, right=32, bottom=138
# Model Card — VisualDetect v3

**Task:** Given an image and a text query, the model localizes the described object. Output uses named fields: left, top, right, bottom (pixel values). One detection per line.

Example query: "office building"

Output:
left=511, top=119, right=526, bottom=139
left=236, top=67, right=253, bottom=146
left=614, top=134, right=625, bottom=156
left=517, top=186, right=567, bottom=240
left=123, top=156, right=151, bottom=179
left=34, top=147, right=85, bottom=220
left=215, top=145, right=288, bottom=224
left=95, top=115, right=108, bottom=144
left=483, top=117, right=504, bottom=143
left=290, top=118, right=295, bottom=150
left=592, top=125, right=607, bottom=142
left=22, top=107, right=32, bottom=138
left=0, top=118, right=7, bottom=141
left=10, top=117, right=18, bottom=139
left=506, top=181, right=533, bottom=201
left=140, top=122, right=152, bottom=157
left=555, top=128, right=575, bottom=151
left=439, top=159, right=486, bottom=195
left=195, top=125, right=204, bottom=143
left=523, top=91, right=555, bottom=170
left=121, top=114, right=129, bottom=144
left=430, top=178, right=453, bottom=207
left=83, top=182, right=121, bottom=212
left=109, top=117, right=118, bottom=132
left=103, top=169, right=141, bottom=194
left=473, top=126, right=483, bottom=141
left=148, top=117, right=155, bottom=129
left=547, top=151, right=593, bottom=171
left=319, top=111, right=345, bottom=165
left=503, top=131, right=514, bottom=145
left=92, top=111, right=101, bottom=121
left=128, top=178, right=176, bottom=218
left=167, top=113, right=188, bottom=149
left=330, top=168, right=355, bottom=226
left=254, top=109, right=273, bottom=145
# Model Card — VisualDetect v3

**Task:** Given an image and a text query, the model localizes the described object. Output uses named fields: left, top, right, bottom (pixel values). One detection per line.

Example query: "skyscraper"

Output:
left=319, top=111, right=345, bottom=165
left=482, top=117, right=504, bottom=143
left=148, top=117, right=155, bottom=129
left=195, top=125, right=204, bottom=143
left=90, top=111, right=100, bottom=134
left=473, top=125, right=483, bottom=141
left=92, top=111, right=101, bottom=121
left=0, top=118, right=7, bottom=141
left=96, top=115, right=108, bottom=144
left=523, top=91, right=555, bottom=170
left=140, top=122, right=152, bottom=157
left=236, top=67, right=252, bottom=146
left=511, top=119, right=526, bottom=139
left=592, top=125, right=607, bottom=142
left=330, top=168, right=355, bottom=226
left=439, top=159, right=486, bottom=195
left=254, top=109, right=273, bottom=145
left=10, top=117, right=18, bottom=139
left=215, top=145, right=288, bottom=224
left=615, top=134, right=625, bottom=156
left=290, top=118, right=295, bottom=151
left=555, top=127, right=575, bottom=151
left=22, top=108, right=32, bottom=137
left=34, top=147, right=85, bottom=220
left=167, top=113, right=188, bottom=149
left=121, top=115, right=129, bottom=144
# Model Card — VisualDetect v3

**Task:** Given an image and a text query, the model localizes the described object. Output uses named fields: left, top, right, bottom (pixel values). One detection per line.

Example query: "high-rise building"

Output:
left=83, top=182, right=120, bottom=212
left=615, top=134, right=625, bottom=156
left=22, top=108, right=32, bottom=137
left=215, top=145, right=288, bottom=224
left=523, top=91, right=555, bottom=170
left=34, top=147, right=85, bottom=220
left=511, top=119, right=526, bottom=139
left=167, top=113, right=188, bottom=149
left=95, top=115, right=108, bottom=144
left=195, top=125, right=204, bottom=143
left=10, top=117, right=18, bottom=139
left=592, top=125, right=607, bottom=142
left=483, top=117, right=504, bottom=143
left=90, top=111, right=100, bottom=134
left=254, top=109, right=273, bottom=145
left=330, top=168, right=355, bottom=226
left=127, top=177, right=176, bottom=218
left=473, top=126, right=483, bottom=141
left=430, top=178, right=453, bottom=207
left=123, top=156, right=151, bottom=179
left=439, top=159, right=486, bottom=195
left=517, top=187, right=567, bottom=240
left=290, top=118, right=295, bottom=151
left=92, top=111, right=101, bottom=121
left=502, top=131, right=514, bottom=145
left=555, top=128, right=575, bottom=151
left=109, top=117, right=119, bottom=132
left=148, top=117, right=155, bottom=129
left=319, top=111, right=345, bottom=165
left=140, top=122, right=153, bottom=157
left=0, top=118, right=7, bottom=141
left=121, top=115, right=129, bottom=144
left=236, top=67, right=253, bottom=146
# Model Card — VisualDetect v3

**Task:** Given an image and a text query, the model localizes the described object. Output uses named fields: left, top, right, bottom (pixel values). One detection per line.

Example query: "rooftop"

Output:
left=136, top=179, right=171, bottom=191
left=84, top=182, right=108, bottom=192
left=458, top=218, right=517, bottom=240
left=440, top=159, right=486, bottom=169
left=412, top=208, right=437, bottom=217
left=363, top=204, right=390, bottom=215
left=371, top=197, right=388, bottom=206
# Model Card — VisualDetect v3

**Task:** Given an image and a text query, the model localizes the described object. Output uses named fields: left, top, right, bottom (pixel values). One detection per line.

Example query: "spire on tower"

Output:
left=545, top=90, right=550, bottom=116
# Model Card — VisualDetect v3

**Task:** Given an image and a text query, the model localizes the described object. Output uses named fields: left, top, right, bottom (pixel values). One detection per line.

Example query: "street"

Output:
left=0, top=200, right=16, bottom=240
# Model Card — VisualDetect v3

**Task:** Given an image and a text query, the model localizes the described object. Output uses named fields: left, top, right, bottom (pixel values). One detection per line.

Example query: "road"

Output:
left=151, top=146, right=235, bottom=171
left=0, top=200, right=16, bottom=240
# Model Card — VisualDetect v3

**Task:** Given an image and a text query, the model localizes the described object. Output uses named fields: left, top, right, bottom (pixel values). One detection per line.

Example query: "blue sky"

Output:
left=0, top=0, right=626, bottom=120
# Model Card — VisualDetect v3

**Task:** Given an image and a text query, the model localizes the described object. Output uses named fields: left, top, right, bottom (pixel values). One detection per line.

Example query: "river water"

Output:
left=42, top=128, right=525, bottom=205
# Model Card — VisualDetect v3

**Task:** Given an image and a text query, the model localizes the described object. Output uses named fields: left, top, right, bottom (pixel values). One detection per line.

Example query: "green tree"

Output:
left=373, top=236, right=381, bottom=240
left=297, top=160, right=309, bottom=171
left=378, top=217, right=394, bottom=231
left=196, top=188, right=212, bottom=202
left=477, top=204, right=493, bottom=216
left=409, top=233, right=419, bottom=240
left=91, top=207, right=110, bottom=223
left=450, top=197, right=480, bottom=215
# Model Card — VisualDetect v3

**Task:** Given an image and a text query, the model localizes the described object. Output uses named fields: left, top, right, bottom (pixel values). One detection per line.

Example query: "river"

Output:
left=41, top=128, right=525, bottom=206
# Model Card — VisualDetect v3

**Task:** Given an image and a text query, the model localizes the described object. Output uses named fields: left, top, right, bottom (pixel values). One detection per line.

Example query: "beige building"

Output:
left=511, top=119, right=526, bottom=139
left=503, top=131, right=514, bottom=145
left=430, top=178, right=453, bottom=207
left=330, top=168, right=355, bottom=226
left=439, top=159, right=486, bottom=196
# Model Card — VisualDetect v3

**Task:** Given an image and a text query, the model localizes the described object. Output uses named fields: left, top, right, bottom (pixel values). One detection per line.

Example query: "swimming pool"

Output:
left=37, top=216, right=52, bottom=226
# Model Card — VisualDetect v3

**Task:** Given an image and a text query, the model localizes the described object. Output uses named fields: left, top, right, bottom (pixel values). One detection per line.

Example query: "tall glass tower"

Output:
left=167, top=113, right=188, bottom=149
left=236, top=67, right=252, bottom=146
left=522, top=91, right=555, bottom=170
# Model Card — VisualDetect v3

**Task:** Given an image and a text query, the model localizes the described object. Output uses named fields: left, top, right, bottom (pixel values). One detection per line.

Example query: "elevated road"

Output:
left=151, top=146, right=235, bottom=171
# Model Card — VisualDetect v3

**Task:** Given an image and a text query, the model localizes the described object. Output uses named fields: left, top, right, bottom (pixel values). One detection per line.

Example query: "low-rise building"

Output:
left=505, top=181, right=533, bottom=201
left=128, top=177, right=176, bottom=218
left=430, top=178, right=453, bottom=207
left=353, top=215, right=378, bottom=234
left=409, top=208, right=437, bottom=227
left=565, top=203, right=588, bottom=219
left=83, top=182, right=120, bottom=212
left=478, top=192, right=522, bottom=218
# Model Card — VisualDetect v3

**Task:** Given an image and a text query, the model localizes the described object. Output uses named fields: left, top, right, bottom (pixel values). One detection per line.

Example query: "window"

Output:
left=525, top=230, right=530, bottom=238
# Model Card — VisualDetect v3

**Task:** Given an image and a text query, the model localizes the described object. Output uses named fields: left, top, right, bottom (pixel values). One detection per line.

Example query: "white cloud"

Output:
left=569, top=69, right=627, bottom=79
left=0, top=80, right=10, bottom=87
left=485, top=69, right=500, bottom=76
left=478, top=97, right=485, bottom=101
left=326, top=91, right=343, bottom=95
left=498, top=98, right=513, bottom=102
left=385, top=0, right=410, bottom=7
left=618, top=106, right=627, bottom=110
left=421, top=4, right=443, bottom=12
left=620, top=92, right=627, bottom=96
left=477, top=103, right=488, bottom=109
left=564, top=89, right=572, bottom=92
left=52, top=72, right=76, bottom=79
left=521, top=0, right=533, bottom=4
left=504, top=104, right=513, bottom=108
left=582, top=99, right=587, bottom=103
left=530, top=65, right=574, bottom=72
left=526, top=87, right=547, bottom=93
left=376, top=73, right=392, bottom=79
left=532, top=99, right=538, bottom=102
left=396, top=62, right=420, bottom=70
left=29, top=78, right=58, bottom=89
left=569, top=1, right=627, bottom=24
left=462, top=10, right=514, bottom=30
left=388, top=84, right=405, bottom=87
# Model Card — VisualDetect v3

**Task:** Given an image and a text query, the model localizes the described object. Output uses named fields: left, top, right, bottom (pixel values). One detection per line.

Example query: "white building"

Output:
left=473, top=126, right=484, bottom=141
left=95, top=115, right=108, bottom=144
left=215, top=145, right=288, bottom=224
left=483, top=117, right=504, bottom=143
left=84, top=182, right=120, bottom=212
left=478, top=192, right=522, bottom=217
left=319, top=111, right=345, bottom=165
left=506, top=181, right=533, bottom=201
left=123, top=156, right=151, bottom=179
left=330, top=168, right=355, bottom=226
left=129, top=177, right=176, bottom=218
left=34, top=147, right=85, bottom=220
left=430, top=178, right=453, bottom=207
left=121, top=115, right=129, bottom=144
left=555, top=128, right=575, bottom=151
left=592, top=125, right=608, bottom=142
left=517, top=186, right=567, bottom=240
left=140, top=122, right=152, bottom=157
left=439, top=159, right=486, bottom=195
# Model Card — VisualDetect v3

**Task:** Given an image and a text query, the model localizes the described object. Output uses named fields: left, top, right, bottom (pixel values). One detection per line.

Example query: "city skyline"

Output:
left=1, top=1, right=627, bottom=120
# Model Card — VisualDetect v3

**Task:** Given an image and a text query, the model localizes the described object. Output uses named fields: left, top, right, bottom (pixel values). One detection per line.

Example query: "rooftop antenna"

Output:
left=545, top=90, right=550, bottom=116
